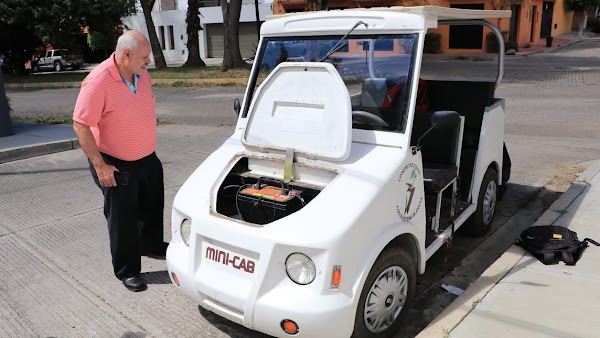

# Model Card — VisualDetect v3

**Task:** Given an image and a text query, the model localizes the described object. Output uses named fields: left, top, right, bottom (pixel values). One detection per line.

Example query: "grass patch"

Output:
left=148, top=66, right=250, bottom=80
left=11, top=114, right=73, bottom=125
left=4, top=72, right=88, bottom=84
left=4, top=66, right=251, bottom=86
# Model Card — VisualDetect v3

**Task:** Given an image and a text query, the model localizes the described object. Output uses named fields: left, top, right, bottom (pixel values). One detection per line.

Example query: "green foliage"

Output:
left=87, top=31, right=113, bottom=51
left=0, top=0, right=135, bottom=64
left=564, top=0, right=600, bottom=11
left=423, top=33, right=441, bottom=54
left=589, top=18, right=600, bottom=33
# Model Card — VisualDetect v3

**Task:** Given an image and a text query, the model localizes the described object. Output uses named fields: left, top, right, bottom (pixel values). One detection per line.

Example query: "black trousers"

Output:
left=89, top=152, right=164, bottom=280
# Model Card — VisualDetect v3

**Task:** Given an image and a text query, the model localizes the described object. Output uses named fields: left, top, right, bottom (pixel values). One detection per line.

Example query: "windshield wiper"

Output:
left=318, top=20, right=368, bottom=62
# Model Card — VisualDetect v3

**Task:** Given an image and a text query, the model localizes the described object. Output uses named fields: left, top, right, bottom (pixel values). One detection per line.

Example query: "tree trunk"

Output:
left=140, top=0, right=168, bottom=69
left=578, top=11, right=587, bottom=36
left=220, top=0, right=248, bottom=70
left=184, top=0, right=206, bottom=67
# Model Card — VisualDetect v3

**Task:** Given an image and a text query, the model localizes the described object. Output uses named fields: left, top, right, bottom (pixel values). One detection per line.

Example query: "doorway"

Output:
left=509, top=4, right=521, bottom=44
left=540, top=2, right=554, bottom=39
left=530, top=5, right=538, bottom=42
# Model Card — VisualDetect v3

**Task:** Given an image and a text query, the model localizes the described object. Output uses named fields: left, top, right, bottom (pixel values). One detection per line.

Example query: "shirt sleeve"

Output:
left=73, top=76, right=105, bottom=127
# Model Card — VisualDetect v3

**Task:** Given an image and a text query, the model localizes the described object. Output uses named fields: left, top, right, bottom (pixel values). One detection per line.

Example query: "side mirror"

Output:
left=234, top=98, right=241, bottom=116
left=431, top=110, right=460, bottom=130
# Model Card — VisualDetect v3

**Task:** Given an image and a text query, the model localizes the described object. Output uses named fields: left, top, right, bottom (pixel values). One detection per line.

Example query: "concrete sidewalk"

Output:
left=0, top=123, right=78, bottom=164
left=418, top=160, right=600, bottom=338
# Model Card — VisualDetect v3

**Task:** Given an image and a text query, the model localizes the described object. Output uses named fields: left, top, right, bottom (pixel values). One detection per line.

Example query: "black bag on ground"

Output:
left=516, top=225, right=600, bottom=266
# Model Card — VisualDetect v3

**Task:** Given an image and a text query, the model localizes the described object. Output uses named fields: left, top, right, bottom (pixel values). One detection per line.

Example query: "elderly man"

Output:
left=73, top=30, right=167, bottom=292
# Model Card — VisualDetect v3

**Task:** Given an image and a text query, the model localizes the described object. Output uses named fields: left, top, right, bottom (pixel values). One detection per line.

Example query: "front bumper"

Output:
left=167, top=236, right=356, bottom=338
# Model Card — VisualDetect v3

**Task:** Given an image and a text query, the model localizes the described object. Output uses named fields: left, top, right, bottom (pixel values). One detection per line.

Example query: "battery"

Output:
left=237, top=185, right=303, bottom=225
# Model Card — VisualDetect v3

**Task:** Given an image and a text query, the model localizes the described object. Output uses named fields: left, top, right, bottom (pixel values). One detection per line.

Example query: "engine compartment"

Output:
left=215, top=157, right=336, bottom=225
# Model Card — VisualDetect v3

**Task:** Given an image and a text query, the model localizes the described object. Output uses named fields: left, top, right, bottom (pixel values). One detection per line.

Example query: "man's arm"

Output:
left=73, top=121, right=118, bottom=187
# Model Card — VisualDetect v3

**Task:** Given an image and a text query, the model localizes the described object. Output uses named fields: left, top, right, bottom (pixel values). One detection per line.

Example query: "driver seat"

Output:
left=357, top=78, right=406, bottom=127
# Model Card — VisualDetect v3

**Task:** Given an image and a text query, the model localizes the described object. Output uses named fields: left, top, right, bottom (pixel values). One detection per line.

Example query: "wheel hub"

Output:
left=482, top=180, right=497, bottom=225
left=364, top=266, right=408, bottom=333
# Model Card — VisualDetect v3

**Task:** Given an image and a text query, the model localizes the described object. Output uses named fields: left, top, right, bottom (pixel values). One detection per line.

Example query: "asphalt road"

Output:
left=2, top=37, right=600, bottom=337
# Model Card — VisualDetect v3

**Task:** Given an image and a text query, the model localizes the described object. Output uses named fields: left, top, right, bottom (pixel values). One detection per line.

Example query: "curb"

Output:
left=523, top=35, right=586, bottom=57
left=0, top=139, right=80, bottom=164
left=416, top=160, right=600, bottom=337
left=4, top=82, right=82, bottom=89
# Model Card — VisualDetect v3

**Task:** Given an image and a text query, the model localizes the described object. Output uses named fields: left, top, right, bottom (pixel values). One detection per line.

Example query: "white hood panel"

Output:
left=243, top=62, right=352, bottom=161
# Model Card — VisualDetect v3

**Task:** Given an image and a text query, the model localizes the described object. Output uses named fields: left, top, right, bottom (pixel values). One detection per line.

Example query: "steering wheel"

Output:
left=352, top=110, right=389, bottom=127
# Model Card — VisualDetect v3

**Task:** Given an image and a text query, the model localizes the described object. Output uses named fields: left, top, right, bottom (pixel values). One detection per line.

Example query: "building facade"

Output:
left=123, top=0, right=273, bottom=65
left=273, top=0, right=575, bottom=53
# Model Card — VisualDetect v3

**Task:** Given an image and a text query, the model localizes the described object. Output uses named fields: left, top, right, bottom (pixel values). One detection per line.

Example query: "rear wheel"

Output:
left=351, top=248, right=416, bottom=338
left=54, top=61, right=62, bottom=72
left=463, top=167, right=498, bottom=236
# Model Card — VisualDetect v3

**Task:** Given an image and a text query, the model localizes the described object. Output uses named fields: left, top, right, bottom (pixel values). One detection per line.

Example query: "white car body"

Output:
left=168, top=6, right=510, bottom=338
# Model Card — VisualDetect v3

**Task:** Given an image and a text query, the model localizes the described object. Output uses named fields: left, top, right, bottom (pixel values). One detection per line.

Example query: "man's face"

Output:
left=125, top=43, right=151, bottom=75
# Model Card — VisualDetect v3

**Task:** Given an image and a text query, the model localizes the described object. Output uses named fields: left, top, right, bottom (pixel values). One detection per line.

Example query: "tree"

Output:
left=139, top=0, right=168, bottom=69
left=0, top=0, right=137, bottom=74
left=220, top=0, right=249, bottom=70
left=565, top=0, right=600, bottom=35
left=184, top=0, right=206, bottom=67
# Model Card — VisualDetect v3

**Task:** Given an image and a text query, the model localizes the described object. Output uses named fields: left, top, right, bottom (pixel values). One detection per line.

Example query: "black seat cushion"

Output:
left=423, top=163, right=458, bottom=193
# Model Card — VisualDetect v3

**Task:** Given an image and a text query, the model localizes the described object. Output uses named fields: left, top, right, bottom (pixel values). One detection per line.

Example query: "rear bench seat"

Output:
left=411, top=80, right=496, bottom=200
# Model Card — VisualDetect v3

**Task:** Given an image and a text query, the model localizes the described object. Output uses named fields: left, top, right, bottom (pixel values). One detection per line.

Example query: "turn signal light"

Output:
left=331, top=265, right=342, bottom=288
left=171, top=272, right=180, bottom=286
left=281, top=319, right=299, bottom=335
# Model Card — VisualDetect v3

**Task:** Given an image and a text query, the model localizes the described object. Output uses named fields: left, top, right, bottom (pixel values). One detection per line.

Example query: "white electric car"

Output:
left=167, top=6, right=511, bottom=338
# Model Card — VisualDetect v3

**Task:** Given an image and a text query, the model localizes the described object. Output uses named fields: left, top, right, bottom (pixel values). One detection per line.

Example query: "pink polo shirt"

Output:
left=73, top=53, right=157, bottom=161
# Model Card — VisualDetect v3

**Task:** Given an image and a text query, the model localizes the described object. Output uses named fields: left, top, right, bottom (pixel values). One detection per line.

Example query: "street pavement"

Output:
left=1, top=33, right=600, bottom=337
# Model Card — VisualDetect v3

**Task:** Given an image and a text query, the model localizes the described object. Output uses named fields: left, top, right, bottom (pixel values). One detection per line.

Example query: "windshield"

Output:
left=244, top=34, right=418, bottom=133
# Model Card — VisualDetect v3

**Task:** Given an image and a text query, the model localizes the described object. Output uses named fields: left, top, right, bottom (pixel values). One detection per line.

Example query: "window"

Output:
left=159, top=0, right=177, bottom=10
left=169, top=26, right=175, bottom=50
left=159, top=26, right=166, bottom=50
left=246, top=34, right=418, bottom=133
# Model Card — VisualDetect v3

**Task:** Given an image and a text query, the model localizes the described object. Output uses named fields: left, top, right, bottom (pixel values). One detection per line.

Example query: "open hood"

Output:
left=243, top=62, right=352, bottom=161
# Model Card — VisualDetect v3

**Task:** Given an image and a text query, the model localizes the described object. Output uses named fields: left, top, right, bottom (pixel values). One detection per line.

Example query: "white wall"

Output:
left=123, top=0, right=274, bottom=65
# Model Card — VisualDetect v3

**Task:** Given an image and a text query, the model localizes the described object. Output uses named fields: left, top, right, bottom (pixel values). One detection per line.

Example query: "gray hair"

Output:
left=116, top=33, right=139, bottom=54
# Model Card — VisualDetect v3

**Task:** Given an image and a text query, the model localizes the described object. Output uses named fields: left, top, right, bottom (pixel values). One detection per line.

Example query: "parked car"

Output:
left=167, top=6, right=512, bottom=338
left=33, top=49, right=83, bottom=72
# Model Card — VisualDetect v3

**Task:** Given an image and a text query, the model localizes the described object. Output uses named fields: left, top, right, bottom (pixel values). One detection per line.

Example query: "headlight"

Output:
left=181, top=219, right=191, bottom=246
left=285, top=253, right=316, bottom=285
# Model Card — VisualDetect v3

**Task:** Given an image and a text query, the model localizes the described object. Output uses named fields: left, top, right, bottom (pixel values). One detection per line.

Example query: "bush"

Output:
left=589, top=18, right=600, bottom=34
left=485, top=31, right=517, bottom=53
left=424, top=33, right=441, bottom=54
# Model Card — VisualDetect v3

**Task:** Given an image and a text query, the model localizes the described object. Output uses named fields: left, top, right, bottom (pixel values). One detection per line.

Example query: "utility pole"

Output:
left=0, top=71, right=12, bottom=137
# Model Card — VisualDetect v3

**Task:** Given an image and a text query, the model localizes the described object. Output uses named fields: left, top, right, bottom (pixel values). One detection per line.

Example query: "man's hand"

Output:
left=73, top=121, right=120, bottom=187
left=95, top=163, right=120, bottom=187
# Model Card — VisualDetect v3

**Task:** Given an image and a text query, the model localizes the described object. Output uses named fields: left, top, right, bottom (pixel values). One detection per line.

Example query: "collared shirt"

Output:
left=73, top=52, right=157, bottom=161
left=119, top=73, right=140, bottom=94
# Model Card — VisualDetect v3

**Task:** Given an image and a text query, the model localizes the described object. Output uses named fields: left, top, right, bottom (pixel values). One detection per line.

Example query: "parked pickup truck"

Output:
left=33, top=49, right=83, bottom=72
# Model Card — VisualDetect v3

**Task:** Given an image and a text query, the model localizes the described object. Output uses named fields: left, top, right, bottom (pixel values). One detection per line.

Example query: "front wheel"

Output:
left=351, top=248, right=416, bottom=338
left=463, top=167, right=498, bottom=237
left=54, top=61, right=62, bottom=72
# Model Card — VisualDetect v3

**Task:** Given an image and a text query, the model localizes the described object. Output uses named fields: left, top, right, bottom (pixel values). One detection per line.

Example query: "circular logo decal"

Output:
left=396, top=163, right=423, bottom=222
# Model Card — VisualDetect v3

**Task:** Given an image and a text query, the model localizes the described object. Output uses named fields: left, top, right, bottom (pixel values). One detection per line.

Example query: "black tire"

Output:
left=351, top=248, right=416, bottom=338
left=54, top=61, right=62, bottom=72
left=463, top=167, right=498, bottom=237
left=498, top=143, right=511, bottom=200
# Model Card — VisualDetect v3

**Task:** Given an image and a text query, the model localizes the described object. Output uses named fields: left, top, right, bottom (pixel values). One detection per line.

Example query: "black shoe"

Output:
left=122, top=276, right=147, bottom=292
left=141, top=242, right=169, bottom=258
